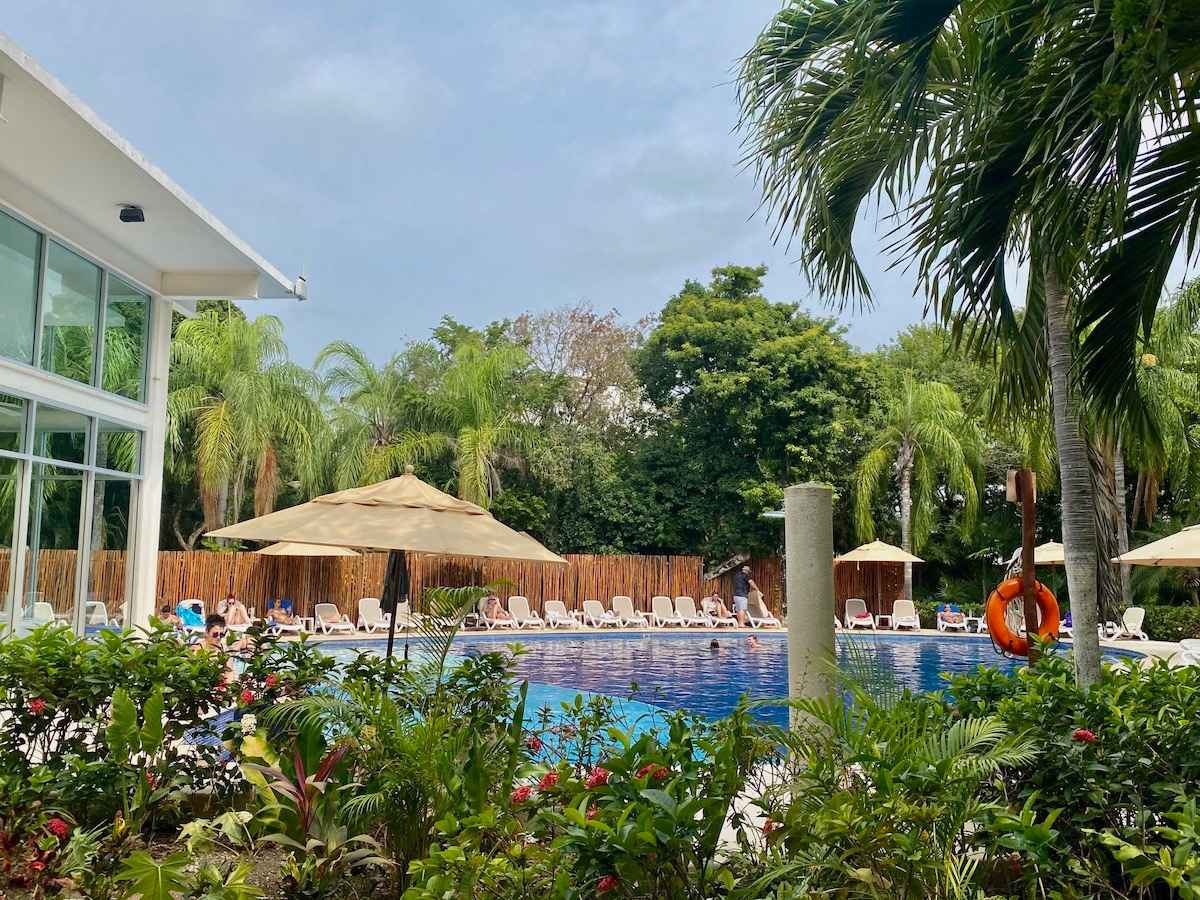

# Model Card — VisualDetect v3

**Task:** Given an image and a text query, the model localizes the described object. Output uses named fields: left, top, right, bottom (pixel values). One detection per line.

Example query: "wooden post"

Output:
left=1016, top=469, right=1040, bottom=663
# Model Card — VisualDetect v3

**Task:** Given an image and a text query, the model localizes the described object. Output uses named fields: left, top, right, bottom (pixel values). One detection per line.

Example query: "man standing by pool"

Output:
left=731, top=564, right=760, bottom=627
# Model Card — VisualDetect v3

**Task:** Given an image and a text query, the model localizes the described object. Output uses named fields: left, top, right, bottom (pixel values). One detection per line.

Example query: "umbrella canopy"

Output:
left=208, top=466, right=567, bottom=565
left=256, top=542, right=361, bottom=558
left=1114, top=525, right=1200, bottom=566
left=836, top=540, right=924, bottom=565
left=1006, top=541, right=1065, bottom=567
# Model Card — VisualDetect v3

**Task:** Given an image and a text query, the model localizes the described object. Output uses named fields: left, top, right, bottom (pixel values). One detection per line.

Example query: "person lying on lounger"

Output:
left=266, top=598, right=296, bottom=627
left=937, top=604, right=965, bottom=626
left=484, top=594, right=513, bottom=622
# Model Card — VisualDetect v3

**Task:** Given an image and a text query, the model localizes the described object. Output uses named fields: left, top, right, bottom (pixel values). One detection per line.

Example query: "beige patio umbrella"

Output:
left=835, top=540, right=924, bottom=565
left=209, top=466, right=567, bottom=657
left=1113, top=524, right=1200, bottom=566
left=1033, top=541, right=1066, bottom=565
left=256, top=541, right=361, bottom=557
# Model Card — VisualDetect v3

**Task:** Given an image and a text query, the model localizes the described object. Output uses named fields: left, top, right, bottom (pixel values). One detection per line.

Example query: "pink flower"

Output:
left=264, top=674, right=280, bottom=688
left=525, top=734, right=543, bottom=753
left=239, top=689, right=255, bottom=706
left=597, top=874, right=619, bottom=894
left=46, top=818, right=70, bottom=839
left=586, top=805, right=600, bottom=820
left=762, top=818, right=779, bottom=835
left=538, top=771, right=560, bottom=791
left=29, top=860, right=46, bottom=872
left=27, top=698, right=46, bottom=715
left=636, top=763, right=669, bottom=782
left=510, top=785, right=533, bottom=805
left=1072, top=728, right=1097, bottom=743
left=585, top=767, right=610, bottom=789
left=145, top=771, right=158, bottom=789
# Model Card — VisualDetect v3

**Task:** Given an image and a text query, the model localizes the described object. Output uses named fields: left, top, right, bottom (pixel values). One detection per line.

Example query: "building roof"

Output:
left=0, top=33, right=301, bottom=301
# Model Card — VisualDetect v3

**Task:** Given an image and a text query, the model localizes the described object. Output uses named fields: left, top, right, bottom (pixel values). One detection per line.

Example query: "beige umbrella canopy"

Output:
left=1032, top=541, right=1065, bottom=565
left=256, top=542, right=361, bottom=557
left=1114, top=525, right=1200, bottom=566
left=836, top=540, right=924, bottom=565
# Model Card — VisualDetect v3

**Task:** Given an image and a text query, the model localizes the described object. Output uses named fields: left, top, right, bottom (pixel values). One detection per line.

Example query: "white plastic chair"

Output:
left=651, top=595, right=685, bottom=627
left=85, top=600, right=109, bottom=627
left=1176, top=639, right=1200, bottom=666
left=508, top=596, right=545, bottom=629
left=612, top=596, right=649, bottom=627
left=581, top=599, right=619, bottom=627
left=544, top=600, right=576, bottom=628
left=357, top=598, right=390, bottom=633
left=674, top=596, right=709, bottom=627
left=701, top=597, right=737, bottom=627
left=891, top=599, right=920, bottom=631
left=32, top=601, right=56, bottom=625
left=393, top=600, right=421, bottom=630
left=314, top=603, right=355, bottom=634
left=747, top=593, right=782, bottom=628
left=844, top=598, right=875, bottom=630
left=1111, top=607, right=1149, bottom=640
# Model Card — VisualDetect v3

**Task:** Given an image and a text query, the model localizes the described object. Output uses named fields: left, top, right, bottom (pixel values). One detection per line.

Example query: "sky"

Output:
left=5, top=1, right=930, bottom=366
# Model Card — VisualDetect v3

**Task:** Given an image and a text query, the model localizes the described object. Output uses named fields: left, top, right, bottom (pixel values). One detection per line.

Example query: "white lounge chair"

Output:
left=478, top=597, right=517, bottom=630
left=314, top=603, right=355, bottom=634
left=508, top=596, right=545, bottom=629
left=891, top=599, right=920, bottom=631
left=844, top=598, right=875, bottom=630
left=651, top=595, right=685, bottom=627
left=834, top=615, right=842, bottom=630
left=32, top=600, right=56, bottom=625
left=393, top=600, right=422, bottom=629
left=701, top=597, right=737, bottom=627
left=612, top=596, right=649, bottom=627
left=581, top=599, right=619, bottom=628
left=85, top=600, right=109, bottom=627
left=1110, top=607, right=1149, bottom=640
left=747, top=593, right=782, bottom=628
left=357, top=598, right=390, bottom=633
left=1176, top=639, right=1200, bottom=666
left=674, top=596, right=710, bottom=627
left=544, top=600, right=576, bottom=628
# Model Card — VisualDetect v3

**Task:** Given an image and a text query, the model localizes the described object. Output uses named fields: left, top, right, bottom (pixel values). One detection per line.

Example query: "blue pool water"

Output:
left=325, top=633, right=1143, bottom=729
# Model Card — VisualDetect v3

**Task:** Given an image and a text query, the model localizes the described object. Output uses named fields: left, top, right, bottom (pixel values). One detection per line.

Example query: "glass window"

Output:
left=0, top=457, right=18, bottom=630
left=103, top=277, right=149, bottom=401
left=40, top=242, right=100, bottom=385
left=20, top=463, right=84, bottom=633
left=95, top=420, right=141, bottom=474
left=32, top=403, right=88, bottom=465
left=87, top=476, right=134, bottom=633
left=0, top=212, right=40, bottom=365
left=0, top=394, right=26, bottom=453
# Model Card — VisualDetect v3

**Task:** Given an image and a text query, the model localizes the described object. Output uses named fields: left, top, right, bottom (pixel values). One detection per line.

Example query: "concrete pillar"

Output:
left=785, top=483, right=835, bottom=728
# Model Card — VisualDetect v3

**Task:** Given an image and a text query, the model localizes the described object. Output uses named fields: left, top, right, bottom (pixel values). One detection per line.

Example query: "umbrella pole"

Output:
left=383, top=550, right=408, bottom=662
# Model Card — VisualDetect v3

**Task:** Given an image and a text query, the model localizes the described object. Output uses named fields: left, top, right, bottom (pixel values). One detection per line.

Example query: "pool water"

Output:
left=326, top=632, right=1143, bottom=729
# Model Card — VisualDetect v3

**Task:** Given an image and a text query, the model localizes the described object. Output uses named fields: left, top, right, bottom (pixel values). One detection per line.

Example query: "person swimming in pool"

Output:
left=747, top=635, right=760, bottom=650
left=709, top=639, right=720, bottom=652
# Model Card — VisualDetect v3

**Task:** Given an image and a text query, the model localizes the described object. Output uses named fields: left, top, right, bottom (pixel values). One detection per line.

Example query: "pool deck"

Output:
left=293, top=623, right=1186, bottom=664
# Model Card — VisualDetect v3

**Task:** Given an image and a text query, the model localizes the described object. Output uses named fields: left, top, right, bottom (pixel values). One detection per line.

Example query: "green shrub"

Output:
left=1142, top=603, right=1200, bottom=640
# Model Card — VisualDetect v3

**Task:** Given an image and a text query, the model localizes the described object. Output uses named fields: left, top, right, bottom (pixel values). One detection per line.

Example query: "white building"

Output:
left=0, top=35, right=302, bottom=635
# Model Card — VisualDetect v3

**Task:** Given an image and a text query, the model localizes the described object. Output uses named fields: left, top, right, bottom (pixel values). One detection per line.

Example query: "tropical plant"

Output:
left=854, top=374, right=983, bottom=600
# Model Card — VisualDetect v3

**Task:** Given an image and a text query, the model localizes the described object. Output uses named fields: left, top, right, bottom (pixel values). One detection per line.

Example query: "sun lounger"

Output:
left=478, top=597, right=517, bottom=630
left=651, top=595, right=685, bottom=627
left=508, top=596, right=545, bottom=629
left=701, top=597, right=737, bottom=627
left=32, top=600, right=56, bottom=625
left=581, top=599, right=619, bottom=628
left=392, top=600, right=421, bottom=629
left=891, top=599, right=920, bottom=631
left=935, top=603, right=967, bottom=632
left=747, top=593, right=782, bottom=628
left=612, top=596, right=649, bottom=627
left=314, top=603, right=355, bottom=634
left=1110, top=607, right=1149, bottom=640
left=544, top=600, right=576, bottom=628
left=674, top=596, right=710, bottom=627
left=845, top=598, right=875, bottom=630
left=357, top=597, right=390, bottom=633
left=1177, top=639, right=1200, bottom=666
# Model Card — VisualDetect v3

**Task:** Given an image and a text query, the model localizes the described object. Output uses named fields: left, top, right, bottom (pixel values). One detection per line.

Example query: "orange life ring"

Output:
left=985, top=577, right=1060, bottom=657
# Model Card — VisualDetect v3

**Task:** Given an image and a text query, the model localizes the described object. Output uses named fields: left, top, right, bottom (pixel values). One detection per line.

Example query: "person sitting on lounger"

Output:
left=195, top=614, right=245, bottom=683
left=157, top=603, right=182, bottom=628
left=937, top=604, right=965, bottom=627
left=266, top=598, right=296, bottom=627
left=484, top=594, right=513, bottom=622
left=217, top=594, right=251, bottom=627
left=703, top=591, right=733, bottom=620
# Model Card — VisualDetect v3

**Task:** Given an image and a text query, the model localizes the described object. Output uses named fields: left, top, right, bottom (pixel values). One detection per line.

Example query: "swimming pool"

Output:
left=325, top=632, right=1143, bottom=728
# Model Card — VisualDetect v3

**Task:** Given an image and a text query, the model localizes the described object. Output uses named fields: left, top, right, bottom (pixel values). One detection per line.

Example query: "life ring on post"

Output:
left=985, top=577, right=1060, bottom=657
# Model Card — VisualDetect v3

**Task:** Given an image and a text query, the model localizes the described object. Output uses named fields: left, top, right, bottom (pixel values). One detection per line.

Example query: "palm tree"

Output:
left=168, top=309, right=322, bottom=532
left=854, top=375, right=983, bottom=601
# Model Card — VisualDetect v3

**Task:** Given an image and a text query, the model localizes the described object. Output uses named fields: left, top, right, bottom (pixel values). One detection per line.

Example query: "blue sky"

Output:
left=6, top=1, right=928, bottom=365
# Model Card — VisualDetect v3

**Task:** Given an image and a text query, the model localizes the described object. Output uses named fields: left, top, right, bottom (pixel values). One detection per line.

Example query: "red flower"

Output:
left=1072, top=728, right=1097, bottom=744
left=264, top=674, right=280, bottom=688
left=239, top=689, right=255, bottom=706
left=762, top=818, right=779, bottom=835
left=145, top=771, right=158, bottom=789
left=525, top=734, right=543, bottom=753
left=597, top=874, right=619, bottom=894
left=585, top=767, right=610, bottom=789
left=538, top=771, right=560, bottom=791
left=510, top=785, right=533, bottom=805
left=29, top=860, right=46, bottom=872
left=586, top=804, right=600, bottom=820
left=27, top=698, right=46, bottom=715
left=46, top=818, right=70, bottom=839
left=636, top=763, right=669, bottom=782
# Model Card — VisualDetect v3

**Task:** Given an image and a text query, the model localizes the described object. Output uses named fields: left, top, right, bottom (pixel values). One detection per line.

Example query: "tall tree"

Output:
left=854, top=375, right=984, bottom=601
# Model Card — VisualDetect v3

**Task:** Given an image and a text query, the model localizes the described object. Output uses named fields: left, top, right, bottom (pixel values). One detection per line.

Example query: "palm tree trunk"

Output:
left=1090, top=442, right=1123, bottom=623
left=898, top=448, right=914, bottom=603
left=1045, top=260, right=1101, bottom=686
left=1114, top=437, right=1132, bottom=608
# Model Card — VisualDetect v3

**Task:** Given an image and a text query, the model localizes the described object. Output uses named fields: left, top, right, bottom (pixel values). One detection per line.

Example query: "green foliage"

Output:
left=1095, top=794, right=1200, bottom=898
left=115, top=851, right=190, bottom=900
left=1143, top=603, right=1200, bottom=640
